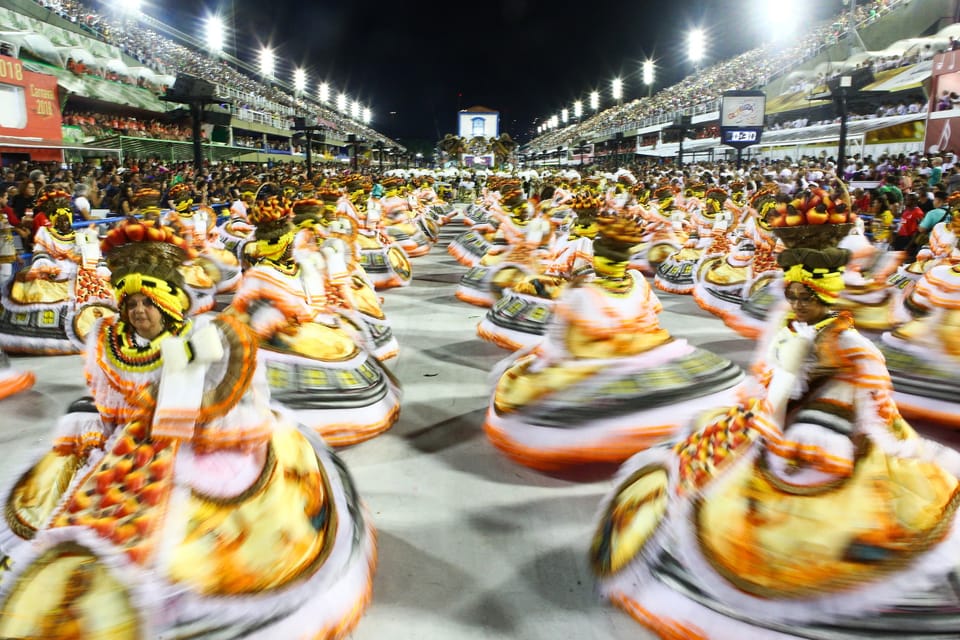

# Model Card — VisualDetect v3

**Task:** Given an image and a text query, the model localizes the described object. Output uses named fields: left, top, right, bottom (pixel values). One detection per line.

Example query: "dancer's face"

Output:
left=785, top=282, right=829, bottom=324
left=125, top=293, right=165, bottom=340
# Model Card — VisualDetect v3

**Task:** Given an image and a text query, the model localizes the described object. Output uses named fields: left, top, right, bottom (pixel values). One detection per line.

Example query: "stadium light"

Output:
left=363, top=107, right=372, bottom=124
left=573, top=100, right=582, bottom=119
left=561, top=108, right=569, bottom=124
left=293, top=68, right=307, bottom=93
left=205, top=15, right=224, bottom=54
left=337, top=93, right=348, bottom=112
left=688, top=29, right=706, bottom=64
left=351, top=100, right=361, bottom=120
left=550, top=115, right=558, bottom=129
left=757, top=0, right=800, bottom=38
left=537, top=125, right=542, bottom=134
left=116, top=0, right=141, bottom=14
left=318, top=82, right=330, bottom=103
left=259, top=47, right=275, bottom=78
left=643, top=60, right=655, bottom=86
left=589, top=90, right=599, bottom=111
left=612, top=77, right=623, bottom=102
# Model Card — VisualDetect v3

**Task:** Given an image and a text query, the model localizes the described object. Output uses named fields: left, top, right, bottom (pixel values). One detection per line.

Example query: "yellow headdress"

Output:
left=247, top=193, right=295, bottom=262
left=102, top=220, right=195, bottom=323
left=776, top=247, right=850, bottom=306
left=35, top=188, right=74, bottom=231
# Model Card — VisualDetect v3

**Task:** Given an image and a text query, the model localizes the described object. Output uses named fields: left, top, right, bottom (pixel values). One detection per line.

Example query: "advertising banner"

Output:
left=0, top=54, right=62, bottom=145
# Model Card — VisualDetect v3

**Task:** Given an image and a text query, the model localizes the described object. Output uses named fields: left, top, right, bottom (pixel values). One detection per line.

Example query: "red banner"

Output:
left=0, top=54, right=62, bottom=158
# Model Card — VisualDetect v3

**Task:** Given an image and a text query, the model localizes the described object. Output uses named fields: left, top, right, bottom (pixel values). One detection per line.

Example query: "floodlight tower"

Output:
left=688, top=29, right=705, bottom=70
left=643, top=60, right=655, bottom=97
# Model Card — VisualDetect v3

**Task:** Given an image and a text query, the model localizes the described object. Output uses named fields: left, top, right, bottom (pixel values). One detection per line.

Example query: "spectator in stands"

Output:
left=0, top=188, right=31, bottom=249
left=878, top=174, right=904, bottom=213
left=10, top=179, right=36, bottom=220
left=852, top=187, right=872, bottom=215
left=114, top=182, right=135, bottom=215
left=28, top=169, right=46, bottom=189
left=72, top=183, right=93, bottom=221
left=870, top=192, right=895, bottom=249
left=938, top=91, right=953, bottom=111
left=928, top=156, right=944, bottom=187
left=917, top=188, right=935, bottom=214
left=893, top=192, right=924, bottom=251
left=0, top=169, right=16, bottom=195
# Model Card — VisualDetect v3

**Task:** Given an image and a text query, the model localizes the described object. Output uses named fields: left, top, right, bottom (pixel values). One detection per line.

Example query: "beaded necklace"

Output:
left=105, top=318, right=192, bottom=373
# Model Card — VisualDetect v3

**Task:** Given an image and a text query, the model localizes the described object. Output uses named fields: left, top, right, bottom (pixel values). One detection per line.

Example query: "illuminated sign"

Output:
left=457, top=109, right=499, bottom=140
left=721, top=90, right=765, bottom=150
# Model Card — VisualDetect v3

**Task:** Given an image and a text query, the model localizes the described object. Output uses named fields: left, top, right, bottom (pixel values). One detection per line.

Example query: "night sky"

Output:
left=146, top=0, right=847, bottom=144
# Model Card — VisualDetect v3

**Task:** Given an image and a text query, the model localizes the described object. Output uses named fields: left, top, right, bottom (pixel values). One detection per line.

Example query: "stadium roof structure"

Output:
left=461, top=105, right=498, bottom=114
left=21, top=60, right=172, bottom=112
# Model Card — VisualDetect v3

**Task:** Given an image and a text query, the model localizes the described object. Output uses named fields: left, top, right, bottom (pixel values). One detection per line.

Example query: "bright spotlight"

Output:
left=259, top=47, right=275, bottom=77
left=337, top=93, right=348, bottom=112
left=205, top=15, right=224, bottom=54
left=688, top=29, right=706, bottom=63
left=116, top=0, right=141, bottom=14
left=363, top=107, right=371, bottom=124
left=351, top=100, right=361, bottom=119
left=294, top=68, right=307, bottom=93
left=612, top=77, right=623, bottom=101
left=589, top=90, right=599, bottom=111
left=573, top=100, right=583, bottom=119
left=758, top=0, right=801, bottom=38
left=318, top=82, right=330, bottom=102
left=643, top=60, right=655, bottom=86
left=561, top=108, right=569, bottom=123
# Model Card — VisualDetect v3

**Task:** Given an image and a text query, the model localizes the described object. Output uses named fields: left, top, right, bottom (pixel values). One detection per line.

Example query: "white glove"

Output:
left=160, top=336, right=189, bottom=373
left=774, top=330, right=814, bottom=375
left=322, top=245, right=348, bottom=278
left=188, top=323, right=224, bottom=363
left=791, top=322, right=817, bottom=342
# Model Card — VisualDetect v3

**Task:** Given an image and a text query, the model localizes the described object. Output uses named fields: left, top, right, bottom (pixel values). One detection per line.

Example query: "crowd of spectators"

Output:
left=30, top=0, right=398, bottom=148
left=766, top=98, right=926, bottom=130
left=530, top=0, right=912, bottom=152
left=61, top=110, right=195, bottom=141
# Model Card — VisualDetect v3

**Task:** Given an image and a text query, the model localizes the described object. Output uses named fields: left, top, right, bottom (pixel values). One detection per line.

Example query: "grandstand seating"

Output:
left=525, top=0, right=945, bottom=163
left=1, top=0, right=402, bottom=162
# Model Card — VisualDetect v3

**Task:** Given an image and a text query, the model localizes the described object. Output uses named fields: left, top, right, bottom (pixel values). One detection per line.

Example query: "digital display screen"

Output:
left=0, top=83, right=26, bottom=129
left=723, top=129, right=759, bottom=144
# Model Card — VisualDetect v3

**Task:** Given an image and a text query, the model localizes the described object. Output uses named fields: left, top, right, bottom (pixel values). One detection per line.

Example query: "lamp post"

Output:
left=292, top=117, right=326, bottom=180
left=161, top=76, right=231, bottom=172
left=834, top=75, right=853, bottom=168
left=374, top=140, right=385, bottom=171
